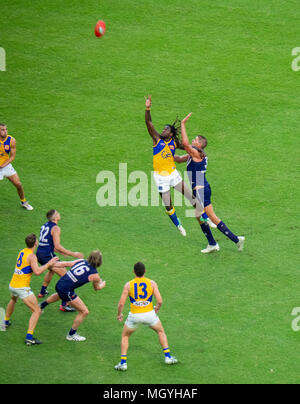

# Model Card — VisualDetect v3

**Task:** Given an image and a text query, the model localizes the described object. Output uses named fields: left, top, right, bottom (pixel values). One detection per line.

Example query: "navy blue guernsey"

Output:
left=37, top=222, right=57, bottom=258
left=60, top=260, right=98, bottom=290
left=187, top=156, right=209, bottom=189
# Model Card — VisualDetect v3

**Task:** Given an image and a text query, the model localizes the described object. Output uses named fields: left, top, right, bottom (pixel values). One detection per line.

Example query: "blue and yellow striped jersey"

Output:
left=153, top=138, right=177, bottom=176
left=10, top=248, right=33, bottom=288
left=129, top=277, right=154, bottom=314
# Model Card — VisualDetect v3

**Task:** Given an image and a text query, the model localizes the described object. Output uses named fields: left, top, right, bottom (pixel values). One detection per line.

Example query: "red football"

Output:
left=95, top=20, right=106, bottom=37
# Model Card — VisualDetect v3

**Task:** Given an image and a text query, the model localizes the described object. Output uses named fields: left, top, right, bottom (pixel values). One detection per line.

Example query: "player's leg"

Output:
left=115, top=325, right=136, bottom=371
left=150, top=320, right=178, bottom=364
left=6, top=173, right=33, bottom=210
left=160, top=190, right=186, bottom=236
left=205, top=204, right=245, bottom=250
left=66, top=296, right=88, bottom=341
left=38, top=270, right=54, bottom=298
left=4, top=295, right=18, bottom=329
left=48, top=265, right=75, bottom=312
left=22, top=293, right=43, bottom=345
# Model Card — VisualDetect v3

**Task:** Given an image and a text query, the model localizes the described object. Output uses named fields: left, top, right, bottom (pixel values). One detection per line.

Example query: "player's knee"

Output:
left=82, top=307, right=89, bottom=317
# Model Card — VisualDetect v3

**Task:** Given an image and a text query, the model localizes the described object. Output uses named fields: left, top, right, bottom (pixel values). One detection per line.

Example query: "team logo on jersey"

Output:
left=4, top=145, right=10, bottom=150
left=133, top=301, right=150, bottom=307
left=161, top=151, right=172, bottom=159
left=169, top=145, right=175, bottom=150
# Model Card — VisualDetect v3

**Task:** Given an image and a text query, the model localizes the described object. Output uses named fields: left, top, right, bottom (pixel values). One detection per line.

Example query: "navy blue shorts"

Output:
left=37, top=253, right=56, bottom=266
left=55, top=282, right=78, bottom=302
left=193, top=184, right=212, bottom=208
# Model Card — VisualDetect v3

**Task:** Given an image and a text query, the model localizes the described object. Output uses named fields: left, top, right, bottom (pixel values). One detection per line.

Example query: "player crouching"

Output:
left=40, top=250, right=105, bottom=342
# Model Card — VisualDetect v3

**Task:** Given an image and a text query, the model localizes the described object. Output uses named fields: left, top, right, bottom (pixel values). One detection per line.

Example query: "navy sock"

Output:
left=200, top=223, right=217, bottom=246
left=40, top=301, right=49, bottom=310
left=40, top=285, right=47, bottom=295
left=217, top=221, right=239, bottom=243
left=69, top=328, right=76, bottom=336
left=61, top=301, right=67, bottom=307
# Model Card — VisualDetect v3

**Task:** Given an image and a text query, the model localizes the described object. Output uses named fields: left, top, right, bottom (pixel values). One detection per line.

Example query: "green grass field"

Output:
left=0, top=0, right=299, bottom=384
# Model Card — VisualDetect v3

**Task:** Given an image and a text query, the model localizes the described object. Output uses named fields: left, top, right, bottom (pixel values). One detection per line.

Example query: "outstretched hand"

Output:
left=144, top=95, right=152, bottom=109
left=181, top=112, right=192, bottom=124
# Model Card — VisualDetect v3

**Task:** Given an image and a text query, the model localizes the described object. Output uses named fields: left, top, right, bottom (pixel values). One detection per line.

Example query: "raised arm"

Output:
left=145, top=95, right=160, bottom=145
left=180, top=113, right=200, bottom=160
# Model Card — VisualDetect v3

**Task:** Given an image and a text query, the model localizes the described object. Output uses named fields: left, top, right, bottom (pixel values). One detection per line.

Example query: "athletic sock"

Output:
left=26, top=330, right=34, bottom=341
left=61, top=301, right=67, bottom=307
left=40, top=301, right=49, bottom=310
left=120, top=355, right=127, bottom=365
left=166, top=207, right=180, bottom=227
left=20, top=198, right=27, bottom=203
left=40, top=285, right=47, bottom=295
left=200, top=222, right=217, bottom=246
left=201, top=212, right=209, bottom=221
left=69, top=328, right=77, bottom=336
left=4, top=316, right=10, bottom=326
left=163, top=348, right=171, bottom=359
left=217, top=221, right=239, bottom=243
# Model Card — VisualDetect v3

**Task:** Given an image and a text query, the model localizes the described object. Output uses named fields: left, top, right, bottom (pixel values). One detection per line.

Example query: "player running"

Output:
left=177, top=112, right=245, bottom=253
left=37, top=209, right=84, bottom=312
left=115, top=262, right=178, bottom=371
left=40, top=250, right=106, bottom=342
left=3, top=233, right=58, bottom=345
left=145, top=95, right=205, bottom=237
left=0, top=123, right=33, bottom=210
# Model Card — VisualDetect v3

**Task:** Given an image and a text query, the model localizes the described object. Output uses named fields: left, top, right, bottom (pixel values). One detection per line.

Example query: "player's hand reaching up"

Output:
left=181, top=112, right=192, bottom=125
left=145, top=95, right=152, bottom=109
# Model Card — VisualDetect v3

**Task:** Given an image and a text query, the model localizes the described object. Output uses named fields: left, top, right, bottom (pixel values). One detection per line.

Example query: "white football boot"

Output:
left=114, top=362, right=128, bottom=371
left=66, top=333, right=86, bottom=342
left=201, top=243, right=220, bottom=254
left=177, top=224, right=186, bottom=237
left=165, top=356, right=178, bottom=365
left=207, top=218, right=217, bottom=228
left=21, top=201, right=34, bottom=211
left=236, top=236, right=245, bottom=251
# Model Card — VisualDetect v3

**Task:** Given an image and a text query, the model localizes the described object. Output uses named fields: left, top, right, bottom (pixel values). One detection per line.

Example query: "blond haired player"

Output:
left=3, top=233, right=58, bottom=345
left=115, top=262, right=178, bottom=371
left=0, top=123, right=33, bottom=210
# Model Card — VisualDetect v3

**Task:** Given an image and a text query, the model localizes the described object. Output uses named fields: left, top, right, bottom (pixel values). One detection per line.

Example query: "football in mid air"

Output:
left=95, top=20, right=106, bottom=37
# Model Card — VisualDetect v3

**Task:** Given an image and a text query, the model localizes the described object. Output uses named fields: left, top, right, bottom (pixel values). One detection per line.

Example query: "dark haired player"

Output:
left=0, top=123, right=33, bottom=210
left=40, top=250, right=106, bottom=342
left=37, top=209, right=84, bottom=312
left=177, top=112, right=245, bottom=253
left=3, top=233, right=58, bottom=345
left=115, top=262, right=178, bottom=371
left=145, top=96, right=205, bottom=236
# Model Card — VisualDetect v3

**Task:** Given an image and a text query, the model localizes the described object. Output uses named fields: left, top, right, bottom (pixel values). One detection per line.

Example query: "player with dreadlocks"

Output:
left=145, top=95, right=202, bottom=236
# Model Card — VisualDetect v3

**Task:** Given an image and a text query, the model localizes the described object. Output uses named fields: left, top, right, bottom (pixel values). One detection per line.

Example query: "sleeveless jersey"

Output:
left=0, top=135, right=12, bottom=166
left=153, top=139, right=177, bottom=176
left=187, top=155, right=209, bottom=189
left=37, top=222, right=57, bottom=257
left=59, top=260, right=98, bottom=290
left=128, top=277, right=154, bottom=314
left=10, top=248, right=33, bottom=288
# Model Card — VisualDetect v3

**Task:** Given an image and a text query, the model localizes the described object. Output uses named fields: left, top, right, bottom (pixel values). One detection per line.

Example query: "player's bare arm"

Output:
left=117, top=282, right=130, bottom=321
left=52, top=226, right=84, bottom=259
left=181, top=113, right=202, bottom=160
left=174, top=154, right=189, bottom=163
left=0, top=137, right=16, bottom=169
left=88, top=273, right=106, bottom=291
left=28, top=254, right=59, bottom=276
left=151, top=280, right=163, bottom=313
left=145, top=95, right=160, bottom=145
